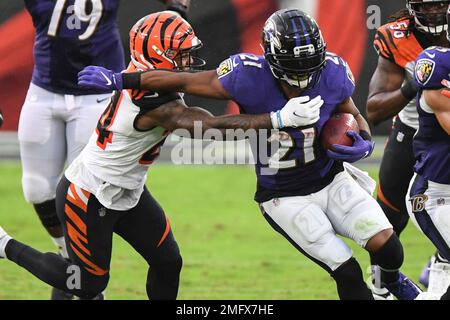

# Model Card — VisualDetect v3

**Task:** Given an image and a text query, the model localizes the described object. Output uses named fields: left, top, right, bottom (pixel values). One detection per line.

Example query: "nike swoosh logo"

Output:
left=425, top=52, right=436, bottom=59
left=232, top=57, right=239, bottom=68
left=144, top=92, right=159, bottom=98
left=96, top=97, right=110, bottom=103
left=100, top=71, right=112, bottom=86
left=363, top=151, right=370, bottom=158
left=293, top=111, right=310, bottom=119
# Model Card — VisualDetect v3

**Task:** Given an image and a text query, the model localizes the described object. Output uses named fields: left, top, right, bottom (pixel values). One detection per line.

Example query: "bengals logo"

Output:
left=410, top=194, right=428, bottom=213
left=415, top=59, right=435, bottom=85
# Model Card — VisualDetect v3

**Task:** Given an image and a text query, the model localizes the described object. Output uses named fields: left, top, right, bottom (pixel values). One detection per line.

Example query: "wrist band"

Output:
left=276, top=111, right=283, bottom=129
left=122, top=72, right=141, bottom=89
left=400, top=81, right=418, bottom=101
left=270, top=111, right=283, bottom=129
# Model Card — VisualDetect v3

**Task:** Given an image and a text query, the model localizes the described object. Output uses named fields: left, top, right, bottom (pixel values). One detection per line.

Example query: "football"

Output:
left=321, top=113, right=359, bottom=150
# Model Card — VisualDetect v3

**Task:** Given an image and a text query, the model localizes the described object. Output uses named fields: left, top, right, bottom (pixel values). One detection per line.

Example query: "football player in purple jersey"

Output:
left=77, top=9, right=424, bottom=300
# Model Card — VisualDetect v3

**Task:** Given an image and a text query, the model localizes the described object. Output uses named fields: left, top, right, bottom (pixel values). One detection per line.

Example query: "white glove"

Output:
left=271, top=96, right=323, bottom=129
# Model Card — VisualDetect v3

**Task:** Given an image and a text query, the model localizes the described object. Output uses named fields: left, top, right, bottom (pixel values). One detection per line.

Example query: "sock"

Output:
left=0, top=233, right=12, bottom=258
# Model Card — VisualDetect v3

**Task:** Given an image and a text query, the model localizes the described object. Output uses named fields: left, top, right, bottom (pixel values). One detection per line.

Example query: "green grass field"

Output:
left=0, top=162, right=434, bottom=300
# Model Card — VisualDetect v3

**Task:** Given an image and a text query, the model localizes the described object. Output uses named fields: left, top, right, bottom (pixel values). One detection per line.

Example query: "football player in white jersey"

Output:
left=0, top=12, right=321, bottom=299
left=20, top=0, right=191, bottom=300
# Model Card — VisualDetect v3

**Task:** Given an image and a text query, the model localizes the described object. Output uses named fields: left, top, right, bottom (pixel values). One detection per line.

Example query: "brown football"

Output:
left=321, top=113, right=359, bottom=150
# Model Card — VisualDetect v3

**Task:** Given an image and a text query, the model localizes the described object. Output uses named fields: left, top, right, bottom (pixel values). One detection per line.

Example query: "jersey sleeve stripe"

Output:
left=374, top=30, right=395, bottom=62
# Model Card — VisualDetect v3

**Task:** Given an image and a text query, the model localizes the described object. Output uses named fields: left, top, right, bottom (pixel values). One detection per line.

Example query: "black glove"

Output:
left=400, top=69, right=419, bottom=101
left=166, top=0, right=190, bottom=20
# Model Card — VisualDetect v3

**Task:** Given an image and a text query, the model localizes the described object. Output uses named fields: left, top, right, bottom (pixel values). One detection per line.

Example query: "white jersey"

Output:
left=65, top=89, right=181, bottom=210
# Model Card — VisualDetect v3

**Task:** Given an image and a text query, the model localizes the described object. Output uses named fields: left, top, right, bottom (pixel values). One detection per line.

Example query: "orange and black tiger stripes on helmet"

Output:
left=129, top=11, right=203, bottom=71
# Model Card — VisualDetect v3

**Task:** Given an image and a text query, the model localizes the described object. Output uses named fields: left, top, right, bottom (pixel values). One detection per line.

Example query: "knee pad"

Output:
left=293, top=206, right=353, bottom=271
left=371, top=234, right=404, bottom=271
left=293, top=205, right=331, bottom=243
left=22, top=173, right=57, bottom=204
left=329, top=175, right=368, bottom=215
left=33, top=199, right=61, bottom=228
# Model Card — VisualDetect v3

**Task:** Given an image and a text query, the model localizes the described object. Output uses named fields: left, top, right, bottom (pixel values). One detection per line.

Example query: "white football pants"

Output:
left=18, top=83, right=111, bottom=204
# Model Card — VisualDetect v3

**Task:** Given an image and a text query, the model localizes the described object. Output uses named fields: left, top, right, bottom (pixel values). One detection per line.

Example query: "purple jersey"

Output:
left=413, top=46, right=450, bottom=184
left=218, top=52, right=355, bottom=202
left=25, top=0, right=125, bottom=95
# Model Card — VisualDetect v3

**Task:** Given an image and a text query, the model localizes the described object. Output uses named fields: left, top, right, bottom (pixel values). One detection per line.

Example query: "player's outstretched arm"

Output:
left=78, top=67, right=232, bottom=100
left=135, top=99, right=271, bottom=134
left=78, top=67, right=323, bottom=129
left=135, top=96, right=323, bottom=133
left=423, top=89, right=450, bottom=135
left=137, top=69, right=232, bottom=100
left=366, top=57, right=416, bottom=126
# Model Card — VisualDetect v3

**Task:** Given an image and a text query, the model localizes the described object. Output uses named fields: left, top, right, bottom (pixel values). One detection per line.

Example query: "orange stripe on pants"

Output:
left=157, top=215, right=171, bottom=248
left=66, top=184, right=88, bottom=212
left=70, top=243, right=108, bottom=277
left=66, top=222, right=91, bottom=256
left=377, top=184, right=401, bottom=212
left=65, top=204, right=87, bottom=235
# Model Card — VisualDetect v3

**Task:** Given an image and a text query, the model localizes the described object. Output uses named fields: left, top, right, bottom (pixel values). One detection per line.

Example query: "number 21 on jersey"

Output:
left=268, top=128, right=317, bottom=169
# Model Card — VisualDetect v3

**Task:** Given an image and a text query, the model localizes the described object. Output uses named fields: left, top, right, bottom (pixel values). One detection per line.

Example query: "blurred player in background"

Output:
left=19, top=0, right=190, bottom=300
left=408, top=8, right=450, bottom=300
left=366, top=0, right=450, bottom=296
left=0, top=11, right=315, bottom=300
left=78, top=9, right=423, bottom=300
